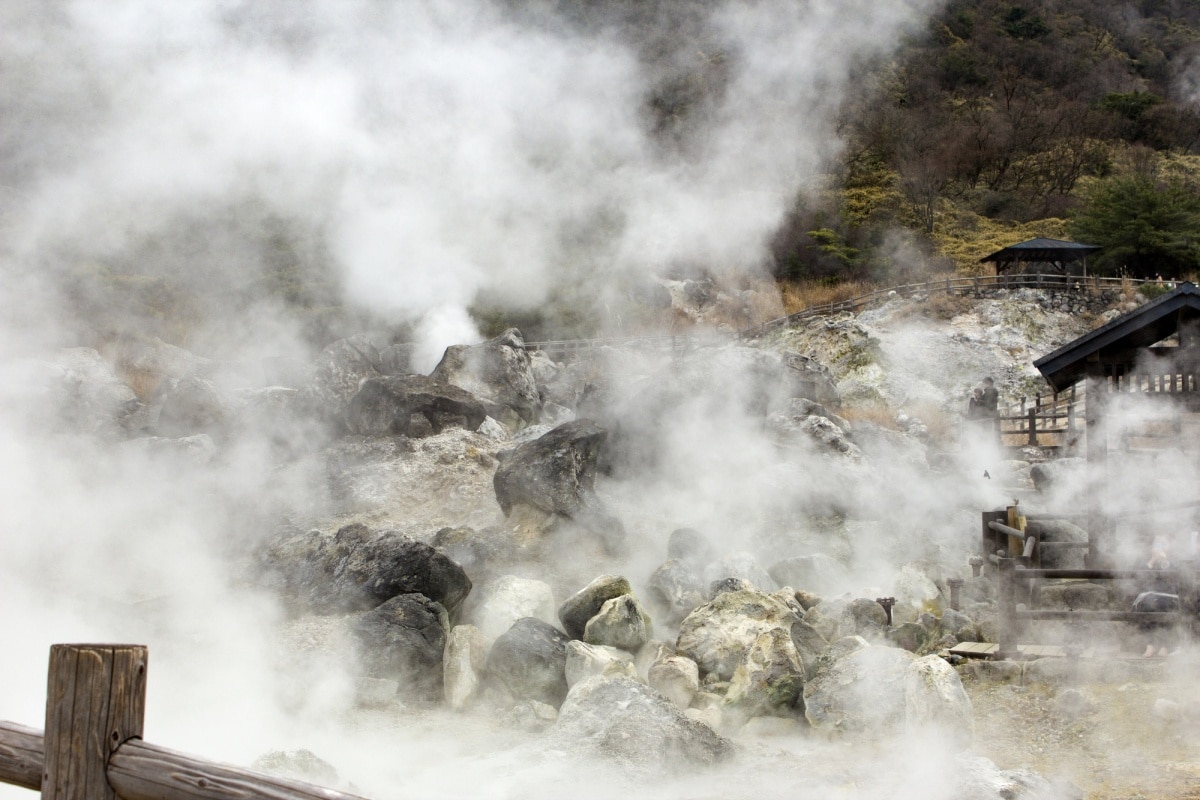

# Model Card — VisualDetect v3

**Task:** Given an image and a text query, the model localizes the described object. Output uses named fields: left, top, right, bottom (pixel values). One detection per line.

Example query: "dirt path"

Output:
left=962, top=654, right=1200, bottom=799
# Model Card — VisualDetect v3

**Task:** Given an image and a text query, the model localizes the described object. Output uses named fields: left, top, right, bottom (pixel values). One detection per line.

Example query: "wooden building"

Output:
left=1033, top=281, right=1200, bottom=563
left=980, top=237, right=1101, bottom=277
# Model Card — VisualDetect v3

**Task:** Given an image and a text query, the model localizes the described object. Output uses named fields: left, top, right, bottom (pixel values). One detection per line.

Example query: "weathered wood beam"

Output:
left=0, top=721, right=44, bottom=791
left=107, top=741, right=373, bottom=800
left=43, top=644, right=148, bottom=800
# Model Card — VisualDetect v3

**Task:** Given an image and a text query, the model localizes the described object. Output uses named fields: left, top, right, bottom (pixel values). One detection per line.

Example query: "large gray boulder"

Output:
left=351, top=593, right=449, bottom=702
left=485, top=617, right=571, bottom=708
left=768, top=554, right=850, bottom=596
left=156, top=376, right=229, bottom=437
left=675, top=589, right=802, bottom=681
left=34, top=348, right=142, bottom=436
left=702, top=552, right=778, bottom=594
left=582, top=594, right=652, bottom=653
left=344, top=375, right=488, bottom=437
left=558, top=575, right=634, bottom=640
left=299, top=335, right=382, bottom=421
left=471, top=575, right=558, bottom=640
left=564, top=641, right=637, bottom=688
left=647, top=654, right=701, bottom=710
left=723, top=627, right=806, bottom=722
left=905, top=654, right=974, bottom=743
left=647, top=559, right=708, bottom=625
left=431, top=329, right=541, bottom=423
left=493, top=419, right=610, bottom=518
left=443, top=624, right=488, bottom=711
left=258, top=523, right=472, bottom=616
left=803, top=644, right=915, bottom=734
left=551, top=676, right=735, bottom=772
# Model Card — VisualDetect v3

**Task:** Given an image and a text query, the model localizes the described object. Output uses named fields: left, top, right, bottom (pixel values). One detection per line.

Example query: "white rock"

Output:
left=472, top=575, right=558, bottom=640
left=564, top=640, right=637, bottom=688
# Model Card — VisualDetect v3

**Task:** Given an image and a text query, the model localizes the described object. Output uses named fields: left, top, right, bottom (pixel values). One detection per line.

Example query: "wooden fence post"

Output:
left=1027, top=406, right=1038, bottom=446
left=43, top=645, right=147, bottom=800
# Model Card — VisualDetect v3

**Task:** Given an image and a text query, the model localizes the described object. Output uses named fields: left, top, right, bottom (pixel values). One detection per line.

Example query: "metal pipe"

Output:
left=875, top=597, right=896, bottom=626
left=946, top=578, right=964, bottom=611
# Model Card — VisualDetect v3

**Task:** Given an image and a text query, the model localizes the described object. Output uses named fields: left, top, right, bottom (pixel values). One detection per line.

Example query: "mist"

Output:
left=9, top=1, right=1154, bottom=800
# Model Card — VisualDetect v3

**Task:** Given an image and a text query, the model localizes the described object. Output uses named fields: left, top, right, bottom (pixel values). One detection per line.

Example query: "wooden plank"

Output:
left=108, top=740, right=372, bottom=800
left=42, top=645, right=147, bottom=800
left=0, top=722, right=44, bottom=791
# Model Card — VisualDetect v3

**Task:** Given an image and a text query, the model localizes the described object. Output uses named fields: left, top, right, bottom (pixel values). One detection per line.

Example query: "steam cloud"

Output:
left=0, top=2, right=1069, bottom=800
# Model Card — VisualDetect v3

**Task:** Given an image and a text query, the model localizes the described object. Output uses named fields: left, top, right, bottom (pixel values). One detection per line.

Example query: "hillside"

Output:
left=773, top=0, right=1200, bottom=283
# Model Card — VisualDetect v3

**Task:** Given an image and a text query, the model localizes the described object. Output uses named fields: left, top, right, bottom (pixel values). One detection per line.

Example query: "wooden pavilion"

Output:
left=980, top=237, right=1101, bottom=277
left=1033, top=281, right=1200, bottom=563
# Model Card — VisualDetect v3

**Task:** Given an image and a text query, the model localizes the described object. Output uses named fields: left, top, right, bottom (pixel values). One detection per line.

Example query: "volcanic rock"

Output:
left=768, top=553, right=850, bottom=596
left=647, top=559, right=707, bottom=624
left=471, top=575, right=559, bottom=639
left=803, top=644, right=914, bottom=734
left=443, top=624, right=488, bottom=711
left=492, top=419, right=609, bottom=517
left=723, top=627, right=806, bottom=722
left=582, top=594, right=652, bottom=653
left=351, top=593, right=449, bottom=702
left=298, top=335, right=382, bottom=421
left=702, top=552, right=777, bottom=594
left=667, top=527, right=714, bottom=568
left=675, top=588, right=802, bottom=681
left=344, top=375, right=488, bottom=437
left=431, top=328, right=541, bottom=423
left=156, top=376, right=229, bottom=437
left=258, top=523, right=472, bottom=616
left=558, top=575, right=634, bottom=640
left=551, top=675, right=735, bottom=772
left=905, top=654, right=974, bottom=742
left=485, top=617, right=571, bottom=708
left=564, top=641, right=637, bottom=688
left=647, top=654, right=701, bottom=710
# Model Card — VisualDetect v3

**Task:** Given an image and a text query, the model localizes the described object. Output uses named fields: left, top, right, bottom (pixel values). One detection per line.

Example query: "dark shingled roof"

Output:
left=980, top=237, right=1101, bottom=265
left=1034, top=281, right=1200, bottom=392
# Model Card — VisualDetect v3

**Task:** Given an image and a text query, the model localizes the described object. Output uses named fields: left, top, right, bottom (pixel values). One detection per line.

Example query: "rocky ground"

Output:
left=7, top=283, right=1198, bottom=800
left=964, top=657, right=1200, bottom=800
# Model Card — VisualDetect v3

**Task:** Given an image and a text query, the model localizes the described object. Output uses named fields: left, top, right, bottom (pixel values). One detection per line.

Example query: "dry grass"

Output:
left=778, top=280, right=877, bottom=316
left=839, top=403, right=901, bottom=431
left=116, top=363, right=163, bottom=402
left=906, top=399, right=959, bottom=445
left=922, top=292, right=973, bottom=321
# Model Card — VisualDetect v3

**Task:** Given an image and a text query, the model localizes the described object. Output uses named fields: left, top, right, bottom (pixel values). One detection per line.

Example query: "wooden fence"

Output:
left=0, top=644, right=367, bottom=800
left=525, top=273, right=1150, bottom=358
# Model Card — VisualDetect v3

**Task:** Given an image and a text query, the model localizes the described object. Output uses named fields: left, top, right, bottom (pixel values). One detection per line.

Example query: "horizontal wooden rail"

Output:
left=0, top=722, right=42, bottom=791
left=0, top=645, right=374, bottom=800
left=108, top=740, right=370, bottom=800
left=0, top=725, right=371, bottom=800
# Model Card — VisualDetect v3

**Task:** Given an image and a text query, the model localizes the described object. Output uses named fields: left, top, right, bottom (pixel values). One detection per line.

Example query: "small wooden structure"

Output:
left=0, top=644, right=371, bottom=800
left=1033, top=281, right=1200, bottom=563
left=979, top=237, right=1101, bottom=277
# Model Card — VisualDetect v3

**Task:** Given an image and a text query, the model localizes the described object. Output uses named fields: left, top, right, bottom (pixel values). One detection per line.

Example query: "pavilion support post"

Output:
left=1085, top=360, right=1111, bottom=568
left=42, top=645, right=147, bottom=800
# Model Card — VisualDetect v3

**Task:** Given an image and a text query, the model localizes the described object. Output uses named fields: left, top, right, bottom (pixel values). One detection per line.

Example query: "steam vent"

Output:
left=2, top=4, right=1199, bottom=800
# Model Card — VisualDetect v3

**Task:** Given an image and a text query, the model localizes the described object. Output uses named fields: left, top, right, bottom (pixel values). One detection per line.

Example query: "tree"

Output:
left=1068, top=174, right=1200, bottom=277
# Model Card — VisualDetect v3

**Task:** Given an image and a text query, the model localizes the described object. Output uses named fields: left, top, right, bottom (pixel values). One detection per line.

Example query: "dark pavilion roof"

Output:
left=1034, top=282, right=1200, bottom=392
left=979, top=238, right=1101, bottom=266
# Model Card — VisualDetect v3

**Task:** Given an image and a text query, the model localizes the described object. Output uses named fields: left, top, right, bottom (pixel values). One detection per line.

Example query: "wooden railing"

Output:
left=741, top=273, right=1145, bottom=340
left=0, top=644, right=368, bottom=800
left=524, top=273, right=1150, bottom=358
left=997, top=385, right=1083, bottom=448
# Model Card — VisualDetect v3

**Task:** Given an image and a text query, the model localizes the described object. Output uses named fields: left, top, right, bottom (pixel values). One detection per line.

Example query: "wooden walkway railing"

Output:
left=525, top=274, right=1150, bottom=359
left=0, top=644, right=368, bottom=800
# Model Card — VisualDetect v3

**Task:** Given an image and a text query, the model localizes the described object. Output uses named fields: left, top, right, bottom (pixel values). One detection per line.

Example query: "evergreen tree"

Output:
left=1068, top=174, right=1200, bottom=278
